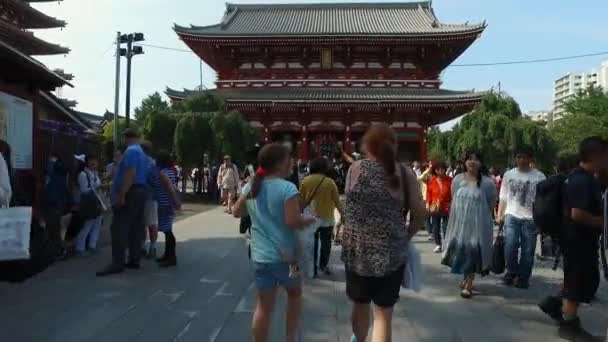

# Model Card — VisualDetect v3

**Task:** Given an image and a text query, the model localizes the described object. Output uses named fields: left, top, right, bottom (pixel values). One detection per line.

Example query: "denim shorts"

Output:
left=253, top=262, right=301, bottom=290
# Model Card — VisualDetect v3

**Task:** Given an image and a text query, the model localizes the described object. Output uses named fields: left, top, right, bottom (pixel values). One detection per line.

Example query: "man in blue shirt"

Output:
left=97, top=128, right=150, bottom=276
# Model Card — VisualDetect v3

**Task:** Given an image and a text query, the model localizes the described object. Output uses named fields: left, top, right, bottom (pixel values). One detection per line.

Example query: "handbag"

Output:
left=491, top=223, right=506, bottom=275
left=239, top=215, right=251, bottom=234
left=402, top=241, right=424, bottom=292
left=79, top=172, right=102, bottom=220
left=0, top=207, right=32, bottom=261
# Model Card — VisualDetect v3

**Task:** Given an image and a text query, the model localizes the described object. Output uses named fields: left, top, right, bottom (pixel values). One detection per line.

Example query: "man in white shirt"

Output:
left=497, top=148, right=546, bottom=289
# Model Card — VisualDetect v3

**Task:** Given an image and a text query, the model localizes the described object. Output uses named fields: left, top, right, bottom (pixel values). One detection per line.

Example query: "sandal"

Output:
left=460, top=288, right=473, bottom=299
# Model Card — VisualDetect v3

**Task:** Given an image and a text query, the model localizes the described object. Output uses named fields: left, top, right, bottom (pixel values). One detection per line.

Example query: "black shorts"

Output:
left=346, top=265, right=405, bottom=308
left=562, top=240, right=600, bottom=304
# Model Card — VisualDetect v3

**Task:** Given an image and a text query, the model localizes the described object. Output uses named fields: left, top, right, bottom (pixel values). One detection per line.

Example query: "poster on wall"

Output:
left=0, top=91, right=33, bottom=169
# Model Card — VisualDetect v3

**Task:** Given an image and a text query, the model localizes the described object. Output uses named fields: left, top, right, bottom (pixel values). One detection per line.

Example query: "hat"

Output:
left=74, top=154, right=86, bottom=162
left=223, top=155, right=231, bottom=160
left=122, top=127, right=140, bottom=139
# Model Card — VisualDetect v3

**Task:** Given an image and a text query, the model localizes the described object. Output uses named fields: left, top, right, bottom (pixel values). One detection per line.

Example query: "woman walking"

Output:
left=342, top=124, right=426, bottom=342
left=75, top=155, right=102, bottom=256
left=441, top=151, right=497, bottom=299
left=233, top=143, right=315, bottom=342
left=426, top=162, right=452, bottom=253
left=150, top=151, right=181, bottom=267
left=300, top=158, right=344, bottom=277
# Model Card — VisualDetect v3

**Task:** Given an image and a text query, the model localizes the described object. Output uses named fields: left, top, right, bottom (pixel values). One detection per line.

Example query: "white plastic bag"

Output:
left=402, top=241, right=424, bottom=292
left=297, top=208, right=321, bottom=279
left=0, top=207, right=32, bottom=261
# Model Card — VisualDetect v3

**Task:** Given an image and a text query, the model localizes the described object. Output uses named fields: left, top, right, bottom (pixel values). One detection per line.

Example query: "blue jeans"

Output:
left=504, top=215, right=538, bottom=282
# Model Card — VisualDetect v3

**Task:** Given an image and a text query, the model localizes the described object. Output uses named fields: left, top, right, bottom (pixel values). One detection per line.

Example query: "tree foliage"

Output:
left=102, top=118, right=129, bottom=146
left=145, top=112, right=177, bottom=153
left=428, top=92, right=557, bottom=171
left=134, top=91, right=259, bottom=167
left=134, top=92, right=170, bottom=124
left=550, top=85, right=608, bottom=154
left=174, top=113, right=215, bottom=167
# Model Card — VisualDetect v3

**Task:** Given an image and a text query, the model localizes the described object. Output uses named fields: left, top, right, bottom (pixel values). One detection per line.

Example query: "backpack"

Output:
left=533, top=174, right=566, bottom=241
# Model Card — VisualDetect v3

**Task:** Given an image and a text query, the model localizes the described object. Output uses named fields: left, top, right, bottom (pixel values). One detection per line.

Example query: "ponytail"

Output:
left=249, top=144, right=290, bottom=198
left=250, top=167, right=265, bottom=198
left=380, top=141, right=399, bottom=189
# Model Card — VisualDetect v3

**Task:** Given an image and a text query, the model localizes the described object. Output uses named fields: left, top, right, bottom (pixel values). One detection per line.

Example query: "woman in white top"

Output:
left=75, top=155, right=102, bottom=255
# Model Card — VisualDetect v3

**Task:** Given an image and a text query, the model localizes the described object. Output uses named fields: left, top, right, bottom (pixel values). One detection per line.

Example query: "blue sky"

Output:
left=35, top=0, right=608, bottom=126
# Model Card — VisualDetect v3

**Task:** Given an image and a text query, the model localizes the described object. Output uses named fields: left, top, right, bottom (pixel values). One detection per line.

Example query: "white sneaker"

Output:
left=427, top=236, right=434, bottom=241
left=433, top=246, right=442, bottom=253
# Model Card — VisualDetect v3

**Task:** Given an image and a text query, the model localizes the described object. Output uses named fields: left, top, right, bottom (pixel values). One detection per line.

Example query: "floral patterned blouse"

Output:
left=341, top=160, right=426, bottom=277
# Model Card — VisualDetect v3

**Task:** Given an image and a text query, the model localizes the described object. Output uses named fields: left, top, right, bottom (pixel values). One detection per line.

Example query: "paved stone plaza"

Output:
left=0, top=207, right=606, bottom=341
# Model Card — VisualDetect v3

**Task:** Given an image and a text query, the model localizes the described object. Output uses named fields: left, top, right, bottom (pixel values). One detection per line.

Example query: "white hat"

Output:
left=74, top=154, right=86, bottom=162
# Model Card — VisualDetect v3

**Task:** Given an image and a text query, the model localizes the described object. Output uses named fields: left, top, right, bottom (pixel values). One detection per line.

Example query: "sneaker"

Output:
left=558, top=318, right=601, bottom=342
left=433, top=246, right=442, bottom=253
left=427, top=236, right=434, bottom=241
left=538, top=296, right=563, bottom=323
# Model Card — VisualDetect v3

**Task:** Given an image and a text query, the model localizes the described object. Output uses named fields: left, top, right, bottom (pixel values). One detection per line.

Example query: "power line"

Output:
left=139, top=43, right=192, bottom=53
left=138, top=42, right=608, bottom=67
left=451, top=51, right=608, bottom=67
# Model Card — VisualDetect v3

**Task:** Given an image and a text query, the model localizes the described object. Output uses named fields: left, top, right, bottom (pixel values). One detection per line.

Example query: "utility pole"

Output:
left=113, top=32, right=121, bottom=152
left=119, top=33, right=145, bottom=127
left=199, top=60, right=203, bottom=90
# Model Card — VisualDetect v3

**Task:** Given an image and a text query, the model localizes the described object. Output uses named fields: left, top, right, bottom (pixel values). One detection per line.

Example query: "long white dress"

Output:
left=441, top=174, right=497, bottom=275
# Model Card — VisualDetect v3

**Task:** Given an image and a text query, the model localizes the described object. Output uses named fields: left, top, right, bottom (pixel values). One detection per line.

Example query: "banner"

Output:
left=0, top=92, right=33, bottom=169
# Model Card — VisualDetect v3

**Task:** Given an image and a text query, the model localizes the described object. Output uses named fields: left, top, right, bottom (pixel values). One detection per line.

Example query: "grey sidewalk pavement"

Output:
left=0, top=207, right=606, bottom=341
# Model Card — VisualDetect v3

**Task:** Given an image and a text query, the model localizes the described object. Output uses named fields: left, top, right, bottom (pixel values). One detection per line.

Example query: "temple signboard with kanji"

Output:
left=170, top=1, right=486, bottom=161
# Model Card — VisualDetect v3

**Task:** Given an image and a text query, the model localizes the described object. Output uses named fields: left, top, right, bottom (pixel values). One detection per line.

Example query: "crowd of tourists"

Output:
left=234, top=123, right=608, bottom=342
left=1, top=122, right=608, bottom=341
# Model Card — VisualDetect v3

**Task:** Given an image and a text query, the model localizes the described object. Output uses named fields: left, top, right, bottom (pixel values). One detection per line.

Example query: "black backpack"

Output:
left=533, top=174, right=567, bottom=241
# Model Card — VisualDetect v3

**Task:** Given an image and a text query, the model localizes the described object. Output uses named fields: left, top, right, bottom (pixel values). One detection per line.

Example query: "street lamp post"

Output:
left=119, top=33, right=144, bottom=127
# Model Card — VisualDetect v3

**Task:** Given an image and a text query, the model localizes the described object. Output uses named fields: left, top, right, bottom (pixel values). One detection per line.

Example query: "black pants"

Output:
left=44, top=207, right=64, bottom=255
left=431, top=215, right=448, bottom=246
left=110, top=186, right=147, bottom=267
left=314, top=226, right=333, bottom=274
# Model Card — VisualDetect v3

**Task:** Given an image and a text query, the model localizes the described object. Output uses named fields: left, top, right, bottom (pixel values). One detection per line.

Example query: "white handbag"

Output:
left=402, top=241, right=424, bottom=292
left=0, top=207, right=32, bottom=261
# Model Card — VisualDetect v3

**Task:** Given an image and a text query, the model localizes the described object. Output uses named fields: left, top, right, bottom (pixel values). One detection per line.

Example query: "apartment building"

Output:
left=553, top=60, right=608, bottom=120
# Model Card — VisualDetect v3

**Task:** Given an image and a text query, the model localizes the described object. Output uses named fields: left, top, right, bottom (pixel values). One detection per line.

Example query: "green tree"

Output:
left=134, top=92, right=170, bottom=124
left=564, top=85, right=608, bottom=120
left=551, top=114, right=608, bottom=154
left=428, top=92, right=557, bottom=171
left=174, top=113, right=215, bottom=168
left=102, top=118, right=128, bottom=146
left=212, top=111, right=259, bottom=163
left=145, top=112, right=177, bottom=153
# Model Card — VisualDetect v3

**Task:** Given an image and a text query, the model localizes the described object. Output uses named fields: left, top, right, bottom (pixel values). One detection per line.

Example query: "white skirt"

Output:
left=144, top=200, right=158, bottom=227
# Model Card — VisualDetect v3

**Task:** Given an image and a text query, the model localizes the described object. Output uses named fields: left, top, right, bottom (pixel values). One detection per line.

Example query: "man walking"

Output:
left=97, top=128, right=149, bottom=276
left=497, top=148, right=546, bottom=289
left=539, top=137, right=607, bottom=341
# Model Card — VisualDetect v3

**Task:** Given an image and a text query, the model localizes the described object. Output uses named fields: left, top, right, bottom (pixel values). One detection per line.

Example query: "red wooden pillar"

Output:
left=420, top=127, right=428, bottom=162
left=298, top=125, right=309, bottom=161
left=263, top=126, right=270, bottom=144
left=344, top=125, right=352, bottom=155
